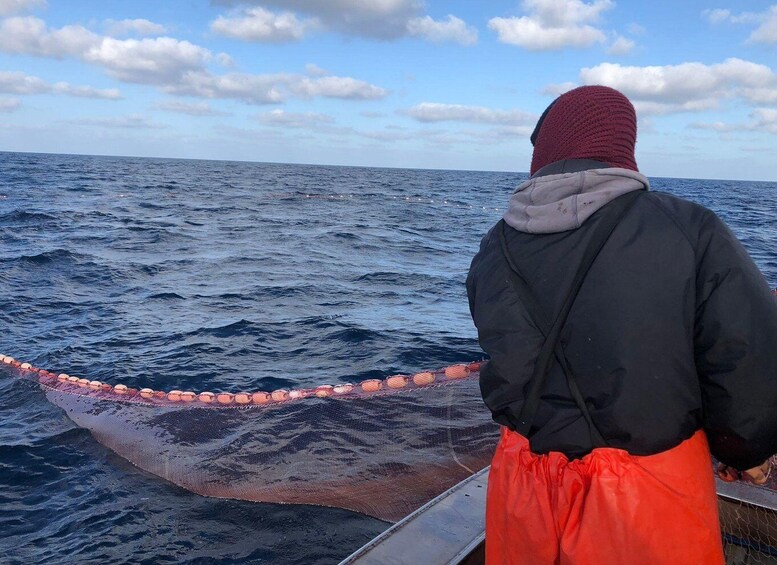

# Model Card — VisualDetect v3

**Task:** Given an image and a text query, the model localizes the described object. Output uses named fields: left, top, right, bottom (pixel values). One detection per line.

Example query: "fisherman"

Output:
left=466, top=85, right=777, bottom=564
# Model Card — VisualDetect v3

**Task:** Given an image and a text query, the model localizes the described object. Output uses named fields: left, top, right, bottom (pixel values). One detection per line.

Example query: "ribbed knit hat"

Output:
left=530, top=85, right=638, bottom=175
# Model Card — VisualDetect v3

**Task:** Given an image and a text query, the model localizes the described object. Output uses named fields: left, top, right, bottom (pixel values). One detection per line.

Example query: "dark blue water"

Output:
left=0, top=152, right=775, bottom=564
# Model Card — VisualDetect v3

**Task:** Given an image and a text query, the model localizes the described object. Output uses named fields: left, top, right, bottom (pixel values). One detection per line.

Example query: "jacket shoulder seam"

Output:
left=644, top=194, right=698, bottom=253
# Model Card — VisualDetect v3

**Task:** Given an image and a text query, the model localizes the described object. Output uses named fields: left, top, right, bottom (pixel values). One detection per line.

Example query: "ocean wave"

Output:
left=10, top=249, right=96, bottom=265
left=1, top=152, right=774, bottom=565
left=0, top=210, right=57, bottom=222
left=148, top=292, right=186, bottom=300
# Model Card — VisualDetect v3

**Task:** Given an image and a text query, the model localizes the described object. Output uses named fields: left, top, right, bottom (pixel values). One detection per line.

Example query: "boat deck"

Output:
left=341, top=468, right=777, bottom=565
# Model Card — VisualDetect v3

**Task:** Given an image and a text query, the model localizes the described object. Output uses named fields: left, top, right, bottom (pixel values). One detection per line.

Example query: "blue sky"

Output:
left=1, top=0, right=776, bottom=180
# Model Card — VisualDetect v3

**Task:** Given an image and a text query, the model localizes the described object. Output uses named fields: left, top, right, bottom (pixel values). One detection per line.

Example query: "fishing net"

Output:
left=1, top=356, right=497, bottom=522
left=4, top=352, right=777, bottom=563
left=718, top=471, right=777, bottom=564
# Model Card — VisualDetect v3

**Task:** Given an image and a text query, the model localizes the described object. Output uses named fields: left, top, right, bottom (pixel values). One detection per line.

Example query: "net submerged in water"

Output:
left=1, top=355, right=497, bottom=522
left=3, top=353, right=777, bottom=563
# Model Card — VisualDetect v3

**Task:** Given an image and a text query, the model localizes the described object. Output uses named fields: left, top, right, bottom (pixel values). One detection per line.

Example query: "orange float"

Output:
left=444, top=364, right=469, bottom=379
left=361, top=379, right=382, bottom=392
left=217, top=393, right=234, bottom=405
left=387, top=375, right=408, bottom=389
left=252, top=392, right=270, bottom=404
left=333, top=384, right=353, bottom=394
left=3, top=354, right=489, bottom=418
left=412, top=372, right=435, bottom=386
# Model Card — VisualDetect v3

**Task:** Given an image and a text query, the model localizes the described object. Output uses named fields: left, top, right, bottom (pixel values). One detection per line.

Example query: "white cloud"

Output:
left=689, top=120, right=740, bottom=132
left=406, top=15, right=478, bottom=45
left=51, top=82, right=121, bottom=99
left=0, top=70, right=121, bottom=99
left=305, top=63, right=329, bottom=77
left=0, top=0, right=44, bottom=16
left=631, top=100, right=720, bottom=115
left=703, top=6, right=777, bottom=43
left=691, top=108, right=777, bottom=135
left=83, top=37, right=212, bottom=84
left=216, top=52, right=234, bottom=67
left=754, top=108, right=777, bottom=131
left=739, top=87, right=777, bottom=104
left=466, top=125, right=535, bottom=143
left=223, top=0, right=422, bottom=39
left=566, top=58, right=777, bottom=115
left=287, top=76, right=387, bottom=99
left=703, top=8, right=732, bottom=24
left=702, top=8, right=761, bottom=25
left=0, top=70, right=48, bottom=93
left=210, top=7, right=315, bottom=43
left=258, top=109, right=334, bottom=127
left=0, top=17, right=99, bottom=57
left=607, top=35, right=634, bottom=55
left=155, top=100, right=229, bottom=116
left=541, top=81, right=577, bottom=97
left=0, top=16, right=387, bottom=105
left=166, top=71, right=285, bottom=104
left=0, top=97, right=21, bottom=112
left=104, top=18, right=167, bottom=37
left=404, top=102, right=535, bottom=125
left=213, top=0, right=475, bottom=43
left=750, top=6, right=777, bottom=43
left=627, top=22, right=646, bottom=35
left=489, top=0, right=614, bottom=50
left=0, top=18, right=209, bottom=84
left=69, top=114, right=165, bottom=129
left=167, top=71, right=387, bottom=104
left=359, top=128, right=418, bottom=142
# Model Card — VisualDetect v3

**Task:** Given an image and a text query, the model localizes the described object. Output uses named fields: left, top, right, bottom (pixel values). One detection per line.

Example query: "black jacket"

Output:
left=467, top=172, right=777, bottom=470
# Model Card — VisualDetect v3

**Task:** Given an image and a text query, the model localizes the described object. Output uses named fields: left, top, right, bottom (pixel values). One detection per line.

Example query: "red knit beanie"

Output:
left=530, top=85, right=638, bottom=175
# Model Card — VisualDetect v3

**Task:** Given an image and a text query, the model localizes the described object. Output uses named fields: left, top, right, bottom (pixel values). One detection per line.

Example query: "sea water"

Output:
left=0, top=151, right=775, bottom=564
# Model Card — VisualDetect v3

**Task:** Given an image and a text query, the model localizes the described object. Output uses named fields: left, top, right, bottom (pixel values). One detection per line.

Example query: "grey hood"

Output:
left=504, top=167, right=649, bottom=234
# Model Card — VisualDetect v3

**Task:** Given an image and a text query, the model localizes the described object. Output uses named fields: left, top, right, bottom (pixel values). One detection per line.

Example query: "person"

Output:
left=466, top=85, right=777, bottom=564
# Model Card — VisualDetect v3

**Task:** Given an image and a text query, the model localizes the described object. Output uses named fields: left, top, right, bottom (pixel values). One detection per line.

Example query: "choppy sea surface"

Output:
left=0, top=151, right=775, bottom=564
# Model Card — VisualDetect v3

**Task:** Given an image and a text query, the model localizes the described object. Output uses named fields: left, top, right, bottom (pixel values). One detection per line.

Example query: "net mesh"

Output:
left=718, top=467, right=777, bottom=564
left=3, top=353, right=777, bottom=562
left=2, top=356, right=497, bottom=522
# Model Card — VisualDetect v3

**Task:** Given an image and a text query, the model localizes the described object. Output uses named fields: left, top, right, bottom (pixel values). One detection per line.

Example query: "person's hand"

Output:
left=744, top=460, right=772, bottom=484
left=717, top=460, right=771, bottom=484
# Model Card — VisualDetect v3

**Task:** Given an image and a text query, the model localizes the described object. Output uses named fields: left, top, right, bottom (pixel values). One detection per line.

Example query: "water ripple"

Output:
left=0, top=152, right=775, bottom=563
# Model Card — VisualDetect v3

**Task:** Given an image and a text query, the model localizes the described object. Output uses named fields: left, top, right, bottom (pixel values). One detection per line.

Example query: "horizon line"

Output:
left=1, top=149, right=774, bottom=184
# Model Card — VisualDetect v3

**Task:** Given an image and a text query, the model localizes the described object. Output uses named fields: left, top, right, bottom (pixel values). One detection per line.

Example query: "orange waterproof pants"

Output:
left=486, top=428, right=724, bottom=565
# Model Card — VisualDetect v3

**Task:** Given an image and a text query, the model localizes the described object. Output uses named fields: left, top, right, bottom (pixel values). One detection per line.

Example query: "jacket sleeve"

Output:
left=694, top=210, right=777, bottom=470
